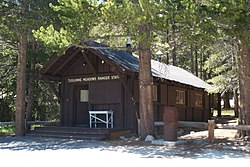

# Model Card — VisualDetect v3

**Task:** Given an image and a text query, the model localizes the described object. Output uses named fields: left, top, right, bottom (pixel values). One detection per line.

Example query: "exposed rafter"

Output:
left=40, top=56, right=61, bottom=75
left=81, top=50, right=97, bottom=74
left=52, top=48, right=80, bottom=76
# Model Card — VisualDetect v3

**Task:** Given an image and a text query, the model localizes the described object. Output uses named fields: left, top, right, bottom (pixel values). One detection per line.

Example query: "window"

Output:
left=176, top=90, right=185, bottom=105
left=195, top=94, right=202, bottom=107
left=153, top=85, right=158, bottom=102
left=80, top=90, right=89, bottom=102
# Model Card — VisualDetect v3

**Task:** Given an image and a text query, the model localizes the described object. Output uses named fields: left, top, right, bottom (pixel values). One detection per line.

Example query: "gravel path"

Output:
left=0, top=136, right=249, bottom=166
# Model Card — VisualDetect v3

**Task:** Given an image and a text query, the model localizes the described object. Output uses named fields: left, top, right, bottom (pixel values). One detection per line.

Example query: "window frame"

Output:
left=153, top=85, right=158, bottom=102
left=176, top=90, right=185, bottom=105
left=195, top=93, right=203, bottom=107
left=80, top=89, right=89, bottom=102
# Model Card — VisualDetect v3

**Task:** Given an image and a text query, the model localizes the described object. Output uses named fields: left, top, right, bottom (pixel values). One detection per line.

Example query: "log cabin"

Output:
left=40, top=41, right=212, bottom=133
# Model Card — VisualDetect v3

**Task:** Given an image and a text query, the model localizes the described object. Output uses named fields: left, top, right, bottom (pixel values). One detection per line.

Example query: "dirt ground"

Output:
left=1, top=116, right=249, bottom=154
left=108, top=116, right=250, bottom=153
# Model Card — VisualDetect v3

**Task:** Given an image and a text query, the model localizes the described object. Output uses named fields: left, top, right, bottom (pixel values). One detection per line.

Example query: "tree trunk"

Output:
left=172, top=45, right=177, bottom=66
left=202, top=50, right=207, bottom=80
left=195, top=45, right=198, bottom=77
left=26, top=59, right=35, bottom=132
left=238, top=40, right=250, bottom=136
left=190, top=44, right=194, bottom=74
left=171, top=25, right=177, bottom=66
left=223, top=91, right=231, bottom=109
left=138, top=24, right=155, bottom=138
left=166, top=29, right=169, bottom=64
left=217, top=93, right=222, bottom=117
left=15, top=0, right=28, bottom=136
left=233, top=87, right=239, bottom=118
left=199, top=51, right=203, bottom=79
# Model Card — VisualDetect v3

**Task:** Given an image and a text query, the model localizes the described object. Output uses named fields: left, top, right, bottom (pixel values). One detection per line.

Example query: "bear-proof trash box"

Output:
left=163, top=106, right=178, bottom=141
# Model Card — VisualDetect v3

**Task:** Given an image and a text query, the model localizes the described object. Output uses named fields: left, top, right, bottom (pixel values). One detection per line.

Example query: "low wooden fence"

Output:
left=0, top=121, right=59, bottom=126
left=155, top=120, right=250, bottom=143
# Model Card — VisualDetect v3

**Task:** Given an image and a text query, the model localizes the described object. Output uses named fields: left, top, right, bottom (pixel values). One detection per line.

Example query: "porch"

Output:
left=27, top=126, right=132, bottom=140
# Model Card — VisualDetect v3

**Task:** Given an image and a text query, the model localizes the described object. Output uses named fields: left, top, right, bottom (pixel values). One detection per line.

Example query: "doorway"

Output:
left=74, top=85, right=89, bottom=126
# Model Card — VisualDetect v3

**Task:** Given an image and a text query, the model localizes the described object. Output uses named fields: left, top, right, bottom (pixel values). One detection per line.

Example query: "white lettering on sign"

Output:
left=111, top=75, right=119, bottom=80
left=67, top=75, right=119, bottom=83
left=97, top=76, right=110, bottom=80
left=82, top=77, right=97, bottom=81
left=68, top=78, right=82, bottom=83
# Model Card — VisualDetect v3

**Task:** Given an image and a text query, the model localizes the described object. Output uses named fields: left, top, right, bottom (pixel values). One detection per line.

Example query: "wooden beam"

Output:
left=40, top=56, right=61, bottom=75
left=0, top=121, right=59, bottom=126
left=208, top=120, right=215, bottom=143
left=116, top=72, right=139, bottom=122
left=0, top=122, right=15, bottom=125
left=81, top=50, right=97, bottom=74
left=40, top=74, right=62, bottom=81
left=52, top=48, right=80, bottom=75
left=26, top=121, right=60, bottom=126
left=88, top=48, right=126, bottom=74
left=215, top=124, right=250, bottom=131
left=154, top=121, right=209, bottom=129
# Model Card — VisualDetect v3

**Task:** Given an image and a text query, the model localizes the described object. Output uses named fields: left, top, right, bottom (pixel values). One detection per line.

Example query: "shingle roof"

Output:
left=151, top=59, right=211, bottom=89
left=87, top=41, right=211, bottom=89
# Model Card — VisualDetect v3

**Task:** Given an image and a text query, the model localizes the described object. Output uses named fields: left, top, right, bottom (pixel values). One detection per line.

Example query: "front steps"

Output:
left=27, top=126, right=131, bottom=140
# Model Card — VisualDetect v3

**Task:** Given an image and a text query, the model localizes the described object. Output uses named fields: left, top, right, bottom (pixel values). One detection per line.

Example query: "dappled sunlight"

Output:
left=0, top=136, right=108, bottom=151
left=0, top=136, right=249, bottom=161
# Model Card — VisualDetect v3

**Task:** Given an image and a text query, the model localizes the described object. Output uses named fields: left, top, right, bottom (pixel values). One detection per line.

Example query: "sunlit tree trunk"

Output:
left=138, top=23, right=155, bottom=138
left=238, top=40, right=250, bottom=136
left=15, top=0, right=28, bottom=136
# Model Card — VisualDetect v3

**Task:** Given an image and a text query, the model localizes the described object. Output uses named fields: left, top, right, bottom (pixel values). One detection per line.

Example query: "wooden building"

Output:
left=40, top=41, right=212, bottom=133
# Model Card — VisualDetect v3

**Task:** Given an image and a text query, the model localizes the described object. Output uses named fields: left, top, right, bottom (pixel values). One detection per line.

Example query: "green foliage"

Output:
left=33, top=0, right=101, bottom=53
left=0, top=125, right=15, bottom=134
left=0, top=41, right=17, bottom=121
left=201, top=0, right=249, bottom=45
left=0, top=0, right=61, bottom=122
left=32, top=80, right=60, bottom=121
left=204, top=39, right=238, bottom=94
left=33, top=25, right=72, bottom=54
left=101, top=0, right=169, bottom=44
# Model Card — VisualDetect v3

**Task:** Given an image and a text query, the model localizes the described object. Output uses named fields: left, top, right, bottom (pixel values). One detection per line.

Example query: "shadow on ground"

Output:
left=0, top=136, right=249, bottom=159
left=0, top=136, right=107, bottom=151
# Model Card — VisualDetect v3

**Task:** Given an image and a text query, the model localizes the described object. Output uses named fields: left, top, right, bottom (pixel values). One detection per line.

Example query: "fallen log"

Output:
left=215, top=124, right=250, bottom=131
left=154, top=121, right=208, bottom=129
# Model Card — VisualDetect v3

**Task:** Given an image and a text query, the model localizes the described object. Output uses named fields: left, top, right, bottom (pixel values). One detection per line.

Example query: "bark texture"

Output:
left=26, top=60, right=35, bottom=132
left=138, top=24, right=155, bottom=138
left=238, top=40, right=250, bottom=136
left=15, top=0, right=28, bottom=136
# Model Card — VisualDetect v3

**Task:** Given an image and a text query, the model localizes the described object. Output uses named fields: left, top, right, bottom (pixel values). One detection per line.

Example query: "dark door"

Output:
left=74, top=85, right=89, bottom=126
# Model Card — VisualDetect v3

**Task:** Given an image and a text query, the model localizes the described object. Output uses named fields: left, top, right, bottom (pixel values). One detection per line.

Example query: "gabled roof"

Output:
left=87, top=41, right=211, bottom=89
left=41, top=41, right=211, bottom=89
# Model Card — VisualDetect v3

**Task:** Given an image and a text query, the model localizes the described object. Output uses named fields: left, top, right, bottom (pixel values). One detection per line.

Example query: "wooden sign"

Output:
left=67, top=75, right=119, bottom=83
